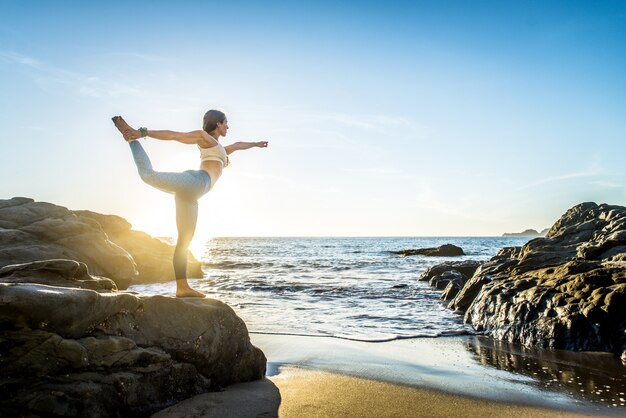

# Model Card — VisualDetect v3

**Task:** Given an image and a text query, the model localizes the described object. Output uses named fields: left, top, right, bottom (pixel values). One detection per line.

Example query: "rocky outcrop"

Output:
left=0, top=198, right=203, bottom=289
left=391, top=244, right=464, bottom=257
left=445, top=202, right=626, bottom=358
left=0, top=262, right=266, bottom=417
left=0, top=197, right=136, bottom=289
left=75, top=210, right=203, bottom=284
left=502, top=228, right=546, bottom=237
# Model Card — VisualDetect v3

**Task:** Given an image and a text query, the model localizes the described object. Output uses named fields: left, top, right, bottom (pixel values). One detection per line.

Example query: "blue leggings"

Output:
left=129, top=141, right=211, bottom=280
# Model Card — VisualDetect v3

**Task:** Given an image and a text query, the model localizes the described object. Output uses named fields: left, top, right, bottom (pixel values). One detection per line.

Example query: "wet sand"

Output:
left=154, top=367, right=593, bottom=418
left=253, top=334, right=625, bottom=412
left=154, top=334, right=626, bottom=417
left=272, top=366, right=594, bottom=418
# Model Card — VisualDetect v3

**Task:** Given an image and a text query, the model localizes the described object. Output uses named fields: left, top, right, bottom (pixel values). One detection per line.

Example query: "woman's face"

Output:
left=216, top=118, right=229, bottom=137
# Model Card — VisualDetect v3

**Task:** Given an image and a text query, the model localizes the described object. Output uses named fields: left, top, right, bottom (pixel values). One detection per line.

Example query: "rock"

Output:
left=0, top=198, right=204, bottom=288
left=419, top=260, right=483, bottom=282
left=449, top=202, right=626, bottom=356
left=0, top=197, right=136, bottom=289
left=391, top=244, right=464, bottom=257
left=75, top=210, right=203, bottom=284
left=448, top=250, right=519, bottom=312
left=429, top=270, right=467, bottom=290
left=419, top=260, right=482, bottom=302
left=152, top=378, right=280, bottom=418
left=466, top=262, right=626, bottom=353
left=0, top=281, right=266, bottom=416
left=0, top=259, right=117, bottom=291
left=441, top=280, right=461, bottom=300
left=1, top=328, right=210, bottom=417
left=0, top=198, right=265, bottom=415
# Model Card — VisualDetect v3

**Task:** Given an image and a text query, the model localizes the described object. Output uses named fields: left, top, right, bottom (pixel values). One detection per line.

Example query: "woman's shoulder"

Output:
left=197, top=131, right=219, bottom=148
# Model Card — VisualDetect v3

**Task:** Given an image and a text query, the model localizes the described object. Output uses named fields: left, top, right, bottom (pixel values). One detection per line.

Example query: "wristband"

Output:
left=139, top=127, right=148, bottom=138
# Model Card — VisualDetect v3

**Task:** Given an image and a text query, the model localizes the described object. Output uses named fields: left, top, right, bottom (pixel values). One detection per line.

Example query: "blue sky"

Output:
left=1, top=1, right=625, bottom=240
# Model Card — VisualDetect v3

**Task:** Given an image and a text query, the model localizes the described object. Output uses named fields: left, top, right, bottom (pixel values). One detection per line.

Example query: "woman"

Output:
left=112, top=110, right=268, bottom=297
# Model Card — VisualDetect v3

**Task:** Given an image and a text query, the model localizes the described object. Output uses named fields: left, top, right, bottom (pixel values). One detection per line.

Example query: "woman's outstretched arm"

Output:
left=119, top=122, right=216, bottom=147
left=224, top=141, right=268, bottom=155
left=144, top=130, right=217, bottom=147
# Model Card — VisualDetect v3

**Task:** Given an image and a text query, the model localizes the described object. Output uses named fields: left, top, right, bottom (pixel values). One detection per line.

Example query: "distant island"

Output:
left=502, top=228, right=549, bottom=237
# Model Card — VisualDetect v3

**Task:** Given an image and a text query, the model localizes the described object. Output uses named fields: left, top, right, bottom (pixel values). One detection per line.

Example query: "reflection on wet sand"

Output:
left=465, top=336, right=626, bottom=409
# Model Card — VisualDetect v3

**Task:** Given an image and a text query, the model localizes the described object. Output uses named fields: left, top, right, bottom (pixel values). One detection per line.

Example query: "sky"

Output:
left=1, top=0, right=625, bottom=243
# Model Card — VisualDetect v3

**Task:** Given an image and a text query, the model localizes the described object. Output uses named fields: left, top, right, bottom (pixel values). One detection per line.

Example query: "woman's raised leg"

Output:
left=173, top=194, right=205, bottom=298
left=128, top=141, right=205, bottom=195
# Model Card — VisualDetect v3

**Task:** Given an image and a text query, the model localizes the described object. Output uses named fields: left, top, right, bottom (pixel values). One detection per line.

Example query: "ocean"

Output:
left=130, top=236, right=531, bottom=341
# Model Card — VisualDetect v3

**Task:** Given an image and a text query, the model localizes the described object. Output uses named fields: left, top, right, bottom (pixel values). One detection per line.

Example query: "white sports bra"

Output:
left=198, top=143, right=229, bottom=167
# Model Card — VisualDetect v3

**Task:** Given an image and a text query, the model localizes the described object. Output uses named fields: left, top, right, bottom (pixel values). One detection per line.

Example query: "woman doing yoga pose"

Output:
left=112, top=111, right=268, bottom=297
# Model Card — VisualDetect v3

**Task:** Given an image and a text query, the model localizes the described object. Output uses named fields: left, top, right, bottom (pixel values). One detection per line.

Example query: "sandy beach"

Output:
left=154, top=334, right=625, bottom=417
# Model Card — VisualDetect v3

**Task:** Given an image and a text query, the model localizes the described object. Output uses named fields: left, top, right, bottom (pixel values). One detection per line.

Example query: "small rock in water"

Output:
left=391, top=244, right=464, bottom=257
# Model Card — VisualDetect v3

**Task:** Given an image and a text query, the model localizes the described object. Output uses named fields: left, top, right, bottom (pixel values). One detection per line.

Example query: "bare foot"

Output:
left=176, top=287, right=206, bottom=298
left=111, top=116, right=140, bottom=142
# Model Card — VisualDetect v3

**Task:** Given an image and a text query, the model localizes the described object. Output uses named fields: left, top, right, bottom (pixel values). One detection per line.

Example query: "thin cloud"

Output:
left=316, top=112, right=434, bottom=139
left=322, top=113, right=409, bottom=132
left=258, top=107, right=432, bottom=138
left=0, top=50, right=142, bottom=98
left=517, top=170, right=600, bottom=191
left=588, top=180, right=623, bottom=188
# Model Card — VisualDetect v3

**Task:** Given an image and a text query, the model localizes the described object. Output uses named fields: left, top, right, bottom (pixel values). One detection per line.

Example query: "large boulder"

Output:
left=449, top=202, right=626, bottom=356
left=0, top=272, right=266, bottom=416
left=75, top=210, right=203, bottom=284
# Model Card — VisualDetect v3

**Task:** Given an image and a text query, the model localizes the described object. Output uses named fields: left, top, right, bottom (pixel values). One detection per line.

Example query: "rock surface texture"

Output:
left=419, top=260, right=482, bottom=301
left=0, top=197, right=136, bottom=289
left=440, top=203, right=626, bottom=358
left=0, top=262, right=266, bottom=417
left=0, top=198, right=203, bottom=288
left=0, top=259, right=117, bottom=291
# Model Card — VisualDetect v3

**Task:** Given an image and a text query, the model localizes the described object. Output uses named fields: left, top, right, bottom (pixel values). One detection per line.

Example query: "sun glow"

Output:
left=130, top=207, right=212, bottom=260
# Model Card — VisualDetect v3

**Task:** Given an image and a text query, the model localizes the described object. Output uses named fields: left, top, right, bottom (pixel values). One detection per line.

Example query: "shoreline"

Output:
left=270, top=366, right=595, bottom=418
left=155, top=333, right=625, bottom=417
left=251, top=333, right=625, bottom=415
left=155, top=367, right=596, bottom=418
left=248, top=329, right=473, bottom=343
